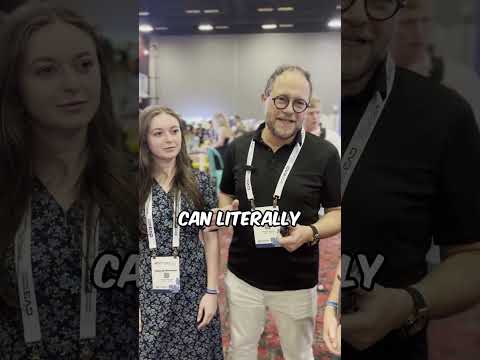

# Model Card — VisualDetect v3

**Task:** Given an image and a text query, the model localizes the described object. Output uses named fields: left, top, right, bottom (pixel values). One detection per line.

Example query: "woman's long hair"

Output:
left=138, top=106, right=203, bottom=218
left=0, top=3, right=137, bottom=303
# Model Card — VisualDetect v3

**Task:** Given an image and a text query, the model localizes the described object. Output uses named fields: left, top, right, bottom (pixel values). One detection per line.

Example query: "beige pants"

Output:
left=225, top=270, right=317, bottom=360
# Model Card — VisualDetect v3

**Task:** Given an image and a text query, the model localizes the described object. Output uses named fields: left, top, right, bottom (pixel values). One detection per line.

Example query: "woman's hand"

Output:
left=323, top=306, right=341, bottom=356
left=197, top=293, right=218, bottom=330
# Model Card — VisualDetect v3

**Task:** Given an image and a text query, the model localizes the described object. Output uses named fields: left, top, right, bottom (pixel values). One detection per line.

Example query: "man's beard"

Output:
left=267, top=118, right=300, bottom=140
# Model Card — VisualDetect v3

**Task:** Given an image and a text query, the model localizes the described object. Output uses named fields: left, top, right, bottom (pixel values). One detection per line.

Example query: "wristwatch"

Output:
left=308, top=225, right=320, bottom=246
left=402, top=286, right=429, bottom=336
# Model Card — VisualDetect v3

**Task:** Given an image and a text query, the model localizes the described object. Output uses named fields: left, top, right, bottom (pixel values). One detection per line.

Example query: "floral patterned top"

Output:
left=0, top=179, right=138, bottom=359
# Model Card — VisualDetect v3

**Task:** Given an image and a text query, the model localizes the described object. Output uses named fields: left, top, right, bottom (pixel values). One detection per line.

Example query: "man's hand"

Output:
left=204, top=199, right=239, bottom=232
left=342, top=285, right=414, bottom=351
left=278, top=225, right=312, bottom=252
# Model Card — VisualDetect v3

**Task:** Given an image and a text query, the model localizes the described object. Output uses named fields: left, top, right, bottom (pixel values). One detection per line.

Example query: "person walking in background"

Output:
left=304, top=97, right=341, bottom=155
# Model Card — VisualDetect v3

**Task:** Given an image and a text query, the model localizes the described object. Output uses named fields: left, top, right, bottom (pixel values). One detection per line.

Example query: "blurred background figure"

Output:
left=392, top=0, right=480, bottom=127
left=211, top=112, right=234, bottom=162
left=391, top=0, right=434, bottom=77
left=305, top=97, right=341, bottom=155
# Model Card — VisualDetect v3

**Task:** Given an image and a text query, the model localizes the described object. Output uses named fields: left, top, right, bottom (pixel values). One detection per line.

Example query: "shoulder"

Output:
left=229, top=131, right=255, bottom=149
left=193, top=169, right=215, bottom=188
left=303, top=132, right=339, bottom=160
left=394, top=67, right=473, bottom=117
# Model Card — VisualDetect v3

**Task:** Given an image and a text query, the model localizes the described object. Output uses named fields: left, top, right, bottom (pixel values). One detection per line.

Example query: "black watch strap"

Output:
left=308, top=225, right=320, bottom=245
left=403, top=286, right=429, bottom=336
left=405, top=286, right=427, bottom=312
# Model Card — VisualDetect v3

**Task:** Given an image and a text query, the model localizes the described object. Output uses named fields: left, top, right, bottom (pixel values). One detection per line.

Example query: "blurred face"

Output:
left=392, top=1, right=433, bottom=68
left=147, top=113, right=182, bottom=162
left=263, top=70, right=310, bottom=140
left=305, top=105, right=321, bottom=131
left=19, top=21, right=101, bottom=133
left=342, top=0, right=399, bottom=84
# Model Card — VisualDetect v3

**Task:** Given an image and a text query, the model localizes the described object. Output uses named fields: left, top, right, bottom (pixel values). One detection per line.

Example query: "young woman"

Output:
left=139, top=105, right=223, bottom=359
left=0, top=3, right=137, bottom=358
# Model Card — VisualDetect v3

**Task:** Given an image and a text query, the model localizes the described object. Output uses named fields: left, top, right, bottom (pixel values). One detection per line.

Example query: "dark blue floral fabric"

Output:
left=139, top=171, right=223, bottom=360
left=0, top=179, right=137, bottom=359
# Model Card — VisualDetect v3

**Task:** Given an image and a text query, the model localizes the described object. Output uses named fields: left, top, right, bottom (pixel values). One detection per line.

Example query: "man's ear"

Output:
left=261, top=93, right=267, bottom=103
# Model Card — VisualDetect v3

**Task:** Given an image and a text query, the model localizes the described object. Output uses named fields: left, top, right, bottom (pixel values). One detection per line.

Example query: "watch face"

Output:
left=407, top=312, right=429, bottom=336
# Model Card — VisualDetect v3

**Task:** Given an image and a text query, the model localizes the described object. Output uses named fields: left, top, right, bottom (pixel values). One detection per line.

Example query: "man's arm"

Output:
left=342, top=242, right=480, bottom=350
left=279, top=207, right=341, bottom=253
left=312, top=207, right=342, bottom=240
left=412, top=242, right=480, bottom=319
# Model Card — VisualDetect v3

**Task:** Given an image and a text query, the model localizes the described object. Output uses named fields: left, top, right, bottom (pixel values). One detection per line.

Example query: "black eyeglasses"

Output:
left=271, top=95, right=309, bottom=113
left=341, top=0, right=406, bottom=21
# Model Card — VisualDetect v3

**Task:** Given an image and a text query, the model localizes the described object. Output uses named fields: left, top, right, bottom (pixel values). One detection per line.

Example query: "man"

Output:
left=341, top=1, right=480, bottom=359
left=217, top=65, right=341, bottom=360
left=304, top=97, right=341, bottom=156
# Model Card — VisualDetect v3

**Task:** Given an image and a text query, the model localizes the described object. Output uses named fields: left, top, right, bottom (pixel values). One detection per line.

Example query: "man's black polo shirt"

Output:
left=342, top=63, right=480, bottom=359
left=220, top=123, right=341, bottom=291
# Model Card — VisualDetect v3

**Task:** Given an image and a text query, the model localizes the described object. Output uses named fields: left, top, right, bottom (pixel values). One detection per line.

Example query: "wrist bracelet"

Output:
left=206, top=288, right=219, bottom=295
left=326, top=300, right=338, bottom=310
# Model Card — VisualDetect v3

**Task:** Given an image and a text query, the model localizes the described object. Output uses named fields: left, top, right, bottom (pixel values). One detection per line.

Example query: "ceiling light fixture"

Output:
left=139, top=24, right=154, bottom=33
left=277, top=7, right=294, bottom=12
left=155, top=26, right=169, bottom=31
left=215, top=25, right=230, bottom=30
left=186, top=9, right=201, bottom=14
left=139, top=11, right=150, bottom=16
left=327, top=18, right=341, bottom=29
left=198, top=24, right=214, bottom=31
left=262, top=24, right=278, bottom=30
left=279, top=24, right=294, bottom=28
left=204, top=9, right=220, bottom=14
left=257, top=8, right=274, bottom=12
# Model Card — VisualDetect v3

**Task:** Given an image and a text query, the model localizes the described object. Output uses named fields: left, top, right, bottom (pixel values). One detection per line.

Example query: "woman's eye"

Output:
left=77, top=59, right=94, bottom=72
left=172, top=129, right=179, bottom=134
left=36, top=65, right=56, bottom=76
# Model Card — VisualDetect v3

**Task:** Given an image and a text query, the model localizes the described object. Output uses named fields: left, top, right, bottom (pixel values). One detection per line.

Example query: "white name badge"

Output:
left=151, top=256, right=180, bottom=292
left=253, top=206, right=281, bottom=248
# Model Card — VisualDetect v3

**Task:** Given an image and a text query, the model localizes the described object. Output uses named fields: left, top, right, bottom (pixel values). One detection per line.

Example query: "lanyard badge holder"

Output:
left=341, top=55, right=396, bottom=198
left=145, top=189, right=181, bottom=293
left=245, top=128, right=306, bottom=248
left=15, top=200, right=99, bottom=359
left=340, top=57, right=396, bottom=314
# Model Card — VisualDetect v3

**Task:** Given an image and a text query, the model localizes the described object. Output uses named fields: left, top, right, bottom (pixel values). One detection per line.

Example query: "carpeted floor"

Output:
left=217, top=229, right=340, bottom=360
